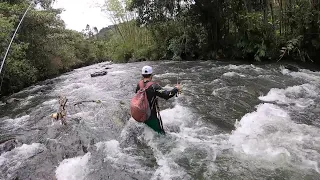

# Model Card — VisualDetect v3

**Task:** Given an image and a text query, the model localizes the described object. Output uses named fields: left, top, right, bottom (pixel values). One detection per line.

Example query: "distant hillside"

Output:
left=96, top=25, right=117, bottom=40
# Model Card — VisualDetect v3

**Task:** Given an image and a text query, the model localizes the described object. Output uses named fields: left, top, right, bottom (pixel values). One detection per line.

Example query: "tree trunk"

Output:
left=280, top=0, right=283, bottom=35
left=270, top=1, right=274, bottom=28
left=264, top=0, right=268, bottom=25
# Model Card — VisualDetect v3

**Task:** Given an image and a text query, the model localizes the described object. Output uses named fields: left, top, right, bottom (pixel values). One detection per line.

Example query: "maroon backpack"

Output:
left=130, top=80, right=155, bottom=122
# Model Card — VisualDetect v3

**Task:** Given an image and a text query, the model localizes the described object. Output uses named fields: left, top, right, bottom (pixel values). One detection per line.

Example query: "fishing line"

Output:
left=0, top=1, right=34, bottom=94
left=0, top=1, right=33, bottom=75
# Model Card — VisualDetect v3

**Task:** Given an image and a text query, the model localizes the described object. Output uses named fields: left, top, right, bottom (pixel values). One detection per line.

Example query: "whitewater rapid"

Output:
left=0, top=61, right=319, bottom=180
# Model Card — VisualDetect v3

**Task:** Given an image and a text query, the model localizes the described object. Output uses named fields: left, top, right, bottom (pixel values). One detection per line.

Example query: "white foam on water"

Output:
left=0, top=143, right=46, bottom=179
left=281, top=67, right=320, bottom=83
left=229, top=103, right=320, bottom=173
left=224, top=64, right=264, bottom=72
left=56, top=82, right=102, bottom=97
left=52, top=82, right=106, bottom=104
left=142, top=133, right=191, bottom=180
left=130, top=105, right=192, bottom=180
left=26, top=95, right=34, bottom=100
left=212, top=86, right=229, bottom=95
left=259, top=83, right=318, bottom=108
left=94, top=139, right=149, bottom=174
left=226, top=64, right=244, bottom=70
left=4, top=115, right=30, bottom=130
left=160, top=104, right=189, bottom=127
left=108, top=70, right=127, bottom=75
left=95, top=140, right=123, bottom=163
left=17, top=95, right=34, bottom=107
left=222, top=71, right=246, bottom=77
left=291, top=71, right=320, bottom=82
left=69, top=111, right=92, bottom=119
left=150, top=155, right=189, bottom=180
left=14, top=84, right=45, bottom=96
left=163, top=61, right=175, bottom=64
left=154, top=72, right=178, bottom=78
left=55, top=153, right=91, bottom=180
left=42, top=99, right=58, bottom=106
left=162, top=84, right=176, bottom=90
left=281, top=67, right=291, bottom=75
left=212, top=79, right=221, bottom=84
left=136, top=104, right=226, bottom=179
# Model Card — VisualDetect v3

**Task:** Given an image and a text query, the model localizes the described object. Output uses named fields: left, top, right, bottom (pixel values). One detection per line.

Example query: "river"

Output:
left=0, top=60, right=319, bottom=180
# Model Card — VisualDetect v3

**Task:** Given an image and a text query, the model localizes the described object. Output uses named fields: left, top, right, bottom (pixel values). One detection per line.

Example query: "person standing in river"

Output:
left=134, top=65, right=181, bottom=134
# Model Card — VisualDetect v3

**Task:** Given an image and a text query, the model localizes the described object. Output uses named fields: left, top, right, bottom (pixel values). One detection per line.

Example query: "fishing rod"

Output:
left=175, top=15, right=188, bottom=97
left=0, top=1, right=34, bottom=76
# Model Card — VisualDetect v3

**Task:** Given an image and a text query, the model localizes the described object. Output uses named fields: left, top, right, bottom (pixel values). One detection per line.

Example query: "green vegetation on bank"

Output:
left=0, top=0, right=108, bottom=96
left=1, top=0, right=320, bottom=97
left=104, top=0, right=320, bottom=63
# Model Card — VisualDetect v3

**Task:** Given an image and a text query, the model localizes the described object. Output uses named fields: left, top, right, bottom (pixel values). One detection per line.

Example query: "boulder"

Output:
left=90, top=71, right=108, bottom=78
left=5, top=98, right=21, bottom=104
left=0, top=138, right=17, bottom=154
left=285, top=64, right=299, bottom=72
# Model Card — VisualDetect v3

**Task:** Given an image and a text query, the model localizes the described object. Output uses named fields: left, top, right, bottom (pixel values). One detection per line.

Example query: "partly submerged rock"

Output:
left=90, top=71, right=108, bottom=78
left=284, top=64, right=299, bottom=72
left=0, top=138, right=17, bottom=154
left=5, top=98, right=21, bottom=104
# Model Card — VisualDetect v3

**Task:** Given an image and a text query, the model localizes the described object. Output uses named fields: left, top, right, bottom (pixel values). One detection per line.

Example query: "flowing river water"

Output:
left=0, top=60, right=319, bottom=180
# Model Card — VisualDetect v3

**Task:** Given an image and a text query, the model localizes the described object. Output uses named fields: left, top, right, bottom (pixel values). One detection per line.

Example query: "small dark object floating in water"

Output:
left=90, top=71, right=108, bottom=77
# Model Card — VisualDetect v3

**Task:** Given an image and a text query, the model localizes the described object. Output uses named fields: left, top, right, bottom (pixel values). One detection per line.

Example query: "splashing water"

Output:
left=0, top=61, right=320, bottom=179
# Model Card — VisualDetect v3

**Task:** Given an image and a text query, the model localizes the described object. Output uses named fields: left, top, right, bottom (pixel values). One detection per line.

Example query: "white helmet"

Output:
left=141, top=65, right=153, bottom=75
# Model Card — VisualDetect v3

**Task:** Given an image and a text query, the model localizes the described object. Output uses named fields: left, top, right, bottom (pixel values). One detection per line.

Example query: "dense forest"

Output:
left=1, top=0, right=320, bottom=96
left=105, top=0, right=320, bottom=63
left=0, top=0, right=109, bottom=96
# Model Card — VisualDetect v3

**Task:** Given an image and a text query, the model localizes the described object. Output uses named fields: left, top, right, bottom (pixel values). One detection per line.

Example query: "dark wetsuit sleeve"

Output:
left=135, top=84, right=139, bottom=93
left=153, top=84, right=179, bottom=100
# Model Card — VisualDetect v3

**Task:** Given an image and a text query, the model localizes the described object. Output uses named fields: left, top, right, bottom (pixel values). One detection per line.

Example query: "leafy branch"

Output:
left=278, top=35, right=313, bottom=62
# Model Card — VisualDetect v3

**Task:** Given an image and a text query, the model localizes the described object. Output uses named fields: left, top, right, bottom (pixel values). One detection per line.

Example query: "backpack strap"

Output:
left=139, top=80, right=145, bottom=89
left=145, top=81, right=155, bottom=89
left=139, top=80, right=155, bottom=90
